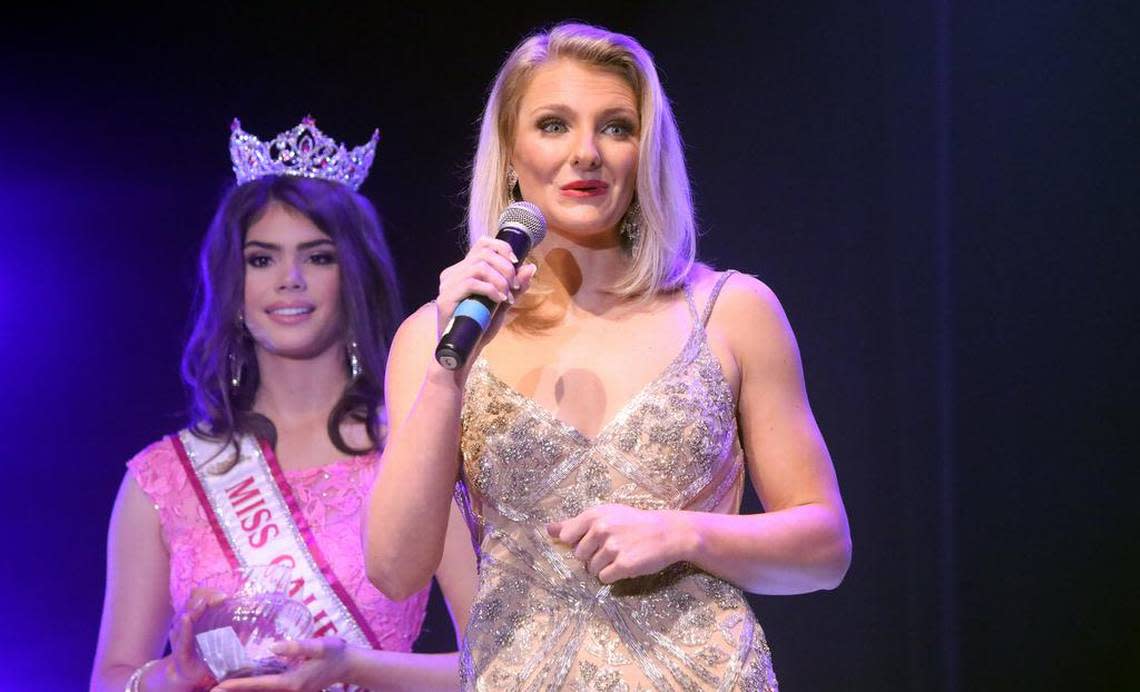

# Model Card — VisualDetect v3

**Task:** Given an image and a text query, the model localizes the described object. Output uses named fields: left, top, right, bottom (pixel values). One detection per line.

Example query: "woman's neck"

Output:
left=251, top=343, right=348, bottom=429
left=534, top=230, right=632, bottom=315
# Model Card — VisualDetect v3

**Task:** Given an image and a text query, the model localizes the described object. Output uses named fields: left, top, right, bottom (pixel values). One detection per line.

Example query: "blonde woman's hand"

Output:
left=435, top=235, right=538, bottom=345
left=547, top=504, right=695, bottom=584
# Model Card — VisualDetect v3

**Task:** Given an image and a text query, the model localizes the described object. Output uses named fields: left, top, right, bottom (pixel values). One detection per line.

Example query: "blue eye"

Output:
left=603, top=120, right=635, bottom=138
left=539, top=118, right=567, bottom=134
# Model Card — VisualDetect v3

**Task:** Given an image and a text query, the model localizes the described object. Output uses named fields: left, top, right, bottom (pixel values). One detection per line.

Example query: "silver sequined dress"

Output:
left=455, top=272, right=778, bottom=691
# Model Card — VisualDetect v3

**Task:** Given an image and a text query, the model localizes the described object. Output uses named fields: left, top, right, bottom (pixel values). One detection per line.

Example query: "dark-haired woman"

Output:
left=91, top=118, right=476, bottom=692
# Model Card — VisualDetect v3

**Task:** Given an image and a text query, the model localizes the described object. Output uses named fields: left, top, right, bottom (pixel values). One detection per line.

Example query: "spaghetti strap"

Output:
left=701, top=270, right=737, bottom=326
left=682, top=283, right=700, bottom=324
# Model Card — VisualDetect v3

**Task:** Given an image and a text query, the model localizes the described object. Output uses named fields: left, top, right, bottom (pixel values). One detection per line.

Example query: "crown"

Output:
left=229, top=116, right=379, bottom=191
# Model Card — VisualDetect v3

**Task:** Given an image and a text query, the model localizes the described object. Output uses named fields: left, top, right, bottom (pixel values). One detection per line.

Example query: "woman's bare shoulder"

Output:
left=688, top=266, right=781, bottom=318
left=692, top=268, right=795, bottom=364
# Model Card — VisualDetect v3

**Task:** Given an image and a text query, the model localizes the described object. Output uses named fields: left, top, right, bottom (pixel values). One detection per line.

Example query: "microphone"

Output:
left=435, top=201, right=547, bottom=370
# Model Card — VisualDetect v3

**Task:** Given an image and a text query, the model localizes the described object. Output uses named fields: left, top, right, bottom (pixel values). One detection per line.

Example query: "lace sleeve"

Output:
left=126, top=437, right=185, bottom=511
left=125, top=435, right=232, bottom=611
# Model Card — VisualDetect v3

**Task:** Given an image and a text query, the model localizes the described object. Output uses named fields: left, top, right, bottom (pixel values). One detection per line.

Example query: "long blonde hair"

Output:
left=467, top=22, right=696, bottom=298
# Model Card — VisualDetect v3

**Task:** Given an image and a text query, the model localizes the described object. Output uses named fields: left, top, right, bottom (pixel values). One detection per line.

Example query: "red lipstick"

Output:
left=560, top=179, right=609, bottom=197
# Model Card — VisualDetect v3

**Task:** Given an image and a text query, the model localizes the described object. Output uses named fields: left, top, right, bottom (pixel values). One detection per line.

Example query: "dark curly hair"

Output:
left=181, top=175, right=402, bottom=460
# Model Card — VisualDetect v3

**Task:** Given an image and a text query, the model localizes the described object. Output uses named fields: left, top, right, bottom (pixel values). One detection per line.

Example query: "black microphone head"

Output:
left=498, top=201, right=547, bottom=248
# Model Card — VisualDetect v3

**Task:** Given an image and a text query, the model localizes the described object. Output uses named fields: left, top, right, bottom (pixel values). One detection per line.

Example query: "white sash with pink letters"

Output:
left=172, top=430, right=380, bottom=650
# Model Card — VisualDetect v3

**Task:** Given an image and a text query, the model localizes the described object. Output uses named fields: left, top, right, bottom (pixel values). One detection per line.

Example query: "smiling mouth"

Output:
left=268, top=306, right=315, bottom=316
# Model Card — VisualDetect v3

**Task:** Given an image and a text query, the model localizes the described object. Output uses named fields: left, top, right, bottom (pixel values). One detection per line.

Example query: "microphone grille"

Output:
left=499, top=201, right=548, bottom=245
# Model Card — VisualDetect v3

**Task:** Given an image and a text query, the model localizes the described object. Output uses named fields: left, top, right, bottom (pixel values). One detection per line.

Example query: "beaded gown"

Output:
left=456, top=272, right=778, bottom=691
left=129, top=437, right=431, bottom=652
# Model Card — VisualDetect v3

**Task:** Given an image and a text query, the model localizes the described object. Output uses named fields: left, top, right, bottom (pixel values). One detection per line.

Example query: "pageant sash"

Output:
left=172, top=430, right=380, bottom=649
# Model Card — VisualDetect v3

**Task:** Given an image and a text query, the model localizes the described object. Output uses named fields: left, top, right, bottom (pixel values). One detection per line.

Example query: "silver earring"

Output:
left=229, top=312, right=247, bottom=389
left=620, top=200, right=643, bottom=246
left=506, top=166, right=521, bottom=201
left=348, top=341, right=362, bottom=380
left=229, top=313, right=246, bottom=389
left=229, top=349, right=243, bottom=390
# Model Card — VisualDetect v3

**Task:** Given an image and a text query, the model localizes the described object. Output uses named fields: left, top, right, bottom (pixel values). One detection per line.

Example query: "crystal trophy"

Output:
left=191, top=564, right=314, bottom=680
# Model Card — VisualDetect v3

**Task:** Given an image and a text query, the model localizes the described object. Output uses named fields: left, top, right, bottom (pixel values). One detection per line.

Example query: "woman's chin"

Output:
left=256, top=339, right=342, bottom=363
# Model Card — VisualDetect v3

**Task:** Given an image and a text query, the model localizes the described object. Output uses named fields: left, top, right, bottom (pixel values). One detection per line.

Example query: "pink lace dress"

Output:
left=128, top=436, right=430, bottom=652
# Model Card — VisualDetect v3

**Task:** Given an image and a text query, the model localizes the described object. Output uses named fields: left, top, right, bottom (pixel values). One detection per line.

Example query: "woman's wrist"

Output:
left=339, top=644, right=378, bottom=688
left=141, top=656, right=200, bottom=692
left=124, top=660, right=153, bottom=692
left=124, top=658, right=165, bottom=692
left=667, top=510, right=706, bottom=566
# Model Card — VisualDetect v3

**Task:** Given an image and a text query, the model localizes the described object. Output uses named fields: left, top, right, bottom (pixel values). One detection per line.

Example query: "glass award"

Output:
left=191, top=564, right=314, bottom=680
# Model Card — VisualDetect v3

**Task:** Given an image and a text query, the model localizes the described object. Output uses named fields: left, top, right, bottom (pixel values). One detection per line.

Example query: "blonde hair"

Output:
left=467, top=22, right=696, bottom=297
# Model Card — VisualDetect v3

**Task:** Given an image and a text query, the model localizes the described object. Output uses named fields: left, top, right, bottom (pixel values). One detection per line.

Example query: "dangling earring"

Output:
left=348, top=340, right=362, bottom=380
left=229, top=349, right=243, bottom=390
left=506, top=166, right=521, bottom=202
left=230, top=312, right=246, bottom=390
left=620, top=199, right=643, bottom=247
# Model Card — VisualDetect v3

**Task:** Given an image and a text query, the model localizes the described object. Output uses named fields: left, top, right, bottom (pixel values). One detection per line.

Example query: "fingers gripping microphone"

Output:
left=435, top=201, right=547, bottom=370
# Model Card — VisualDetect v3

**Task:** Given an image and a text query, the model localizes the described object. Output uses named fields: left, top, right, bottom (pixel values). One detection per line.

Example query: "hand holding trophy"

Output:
left=190, top=564, right=314, bottom=682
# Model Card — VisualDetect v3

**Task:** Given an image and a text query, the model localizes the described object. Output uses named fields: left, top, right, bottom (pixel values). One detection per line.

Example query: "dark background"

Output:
left=1, top=2, right=1135, bottom=689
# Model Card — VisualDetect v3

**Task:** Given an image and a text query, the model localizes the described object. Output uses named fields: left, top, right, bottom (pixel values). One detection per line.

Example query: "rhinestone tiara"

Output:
left=229, top=116, right=379, bottom=191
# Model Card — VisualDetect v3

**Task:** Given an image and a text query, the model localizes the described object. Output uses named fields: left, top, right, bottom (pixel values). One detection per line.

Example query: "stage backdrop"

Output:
left=0, top=3, right=1134, bottom=689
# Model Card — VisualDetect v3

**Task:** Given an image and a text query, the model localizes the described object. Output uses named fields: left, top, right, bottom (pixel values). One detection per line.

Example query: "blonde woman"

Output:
left=366, top=23, right=851, bottom=690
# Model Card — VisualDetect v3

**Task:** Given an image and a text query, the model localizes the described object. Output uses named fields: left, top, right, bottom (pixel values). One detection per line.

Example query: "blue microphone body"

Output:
left=435, top=202, right=546, bottom=370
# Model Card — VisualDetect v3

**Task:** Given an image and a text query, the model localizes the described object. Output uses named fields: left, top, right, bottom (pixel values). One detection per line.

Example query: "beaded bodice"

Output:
left=456, top=273, right=778, bottom=691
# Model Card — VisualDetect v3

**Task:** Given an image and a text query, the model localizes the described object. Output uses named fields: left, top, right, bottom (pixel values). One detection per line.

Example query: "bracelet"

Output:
left=125, top=659, right=162, bottom=692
